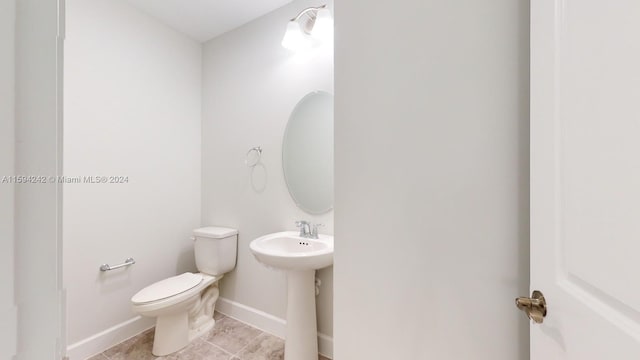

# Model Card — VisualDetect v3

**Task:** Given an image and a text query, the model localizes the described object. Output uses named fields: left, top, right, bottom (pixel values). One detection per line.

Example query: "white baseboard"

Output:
left=317, top=333, right=333, bottom=359
left=66, top=316, right=155, bottom=360
left=216, top=297, right=286, bottom=337
left=216, top=297, right=333, bottom=359
left=66, top=298, right=334, bottom=359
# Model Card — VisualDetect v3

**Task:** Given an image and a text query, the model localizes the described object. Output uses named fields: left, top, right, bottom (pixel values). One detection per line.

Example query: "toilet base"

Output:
left=151, top=315, right=217, bottom=356
left=153, top=312, right=190, bottom=356
left=149, top=282, right=221, bottom=356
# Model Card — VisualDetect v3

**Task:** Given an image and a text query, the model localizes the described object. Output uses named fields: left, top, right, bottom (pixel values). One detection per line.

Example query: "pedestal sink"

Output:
left=250, top=231, right=333, bottom=360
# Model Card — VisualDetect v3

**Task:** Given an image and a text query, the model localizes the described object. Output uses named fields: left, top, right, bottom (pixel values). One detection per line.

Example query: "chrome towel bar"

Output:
left=100, top=257, right=135, bottom=271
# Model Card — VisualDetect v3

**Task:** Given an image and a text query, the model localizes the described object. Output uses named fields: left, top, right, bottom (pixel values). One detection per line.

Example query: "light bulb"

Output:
left=311, top=8, right=333, bottom=43
left=282, top=21, right=310, bottom=52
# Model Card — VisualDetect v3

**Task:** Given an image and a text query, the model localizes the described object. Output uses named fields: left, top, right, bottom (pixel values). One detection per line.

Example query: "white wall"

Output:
left=14, top=0, right=64, bottom=358
left=334, top=0, right=530, bottom=359
left=201, top=0, right=334, bottom=347
left=64, top=0, right=202, bottom=357
left=0, top=0, right=16, bottom=356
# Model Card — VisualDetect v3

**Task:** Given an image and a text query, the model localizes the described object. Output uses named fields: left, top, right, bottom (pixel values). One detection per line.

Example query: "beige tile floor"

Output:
left=87, top=312, right=330, bottom=360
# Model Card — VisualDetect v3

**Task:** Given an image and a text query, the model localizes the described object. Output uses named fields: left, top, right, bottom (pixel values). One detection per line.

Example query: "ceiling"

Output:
left=123, top=0, right=293, bottom=42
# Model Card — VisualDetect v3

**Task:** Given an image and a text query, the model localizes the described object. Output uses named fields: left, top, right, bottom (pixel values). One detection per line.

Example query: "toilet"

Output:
left=131, top=226, right=238, bottom=356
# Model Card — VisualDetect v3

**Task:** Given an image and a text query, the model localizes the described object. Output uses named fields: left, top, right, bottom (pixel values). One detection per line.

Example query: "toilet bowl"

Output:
left=131, top=227, right=238, bottom=356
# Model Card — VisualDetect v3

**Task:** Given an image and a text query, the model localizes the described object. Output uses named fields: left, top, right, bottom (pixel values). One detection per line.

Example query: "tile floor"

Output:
left=87, top=312, right=330, bottom=360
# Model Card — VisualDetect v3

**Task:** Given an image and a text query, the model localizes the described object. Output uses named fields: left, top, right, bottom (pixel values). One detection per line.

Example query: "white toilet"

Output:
left=131, top=226, right=238, bottom=356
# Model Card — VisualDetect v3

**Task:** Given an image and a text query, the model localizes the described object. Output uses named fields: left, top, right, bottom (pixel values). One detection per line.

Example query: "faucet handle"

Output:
left=311, top=223, right=325, bottom=238
left=295, top=220, right=309, bottom=228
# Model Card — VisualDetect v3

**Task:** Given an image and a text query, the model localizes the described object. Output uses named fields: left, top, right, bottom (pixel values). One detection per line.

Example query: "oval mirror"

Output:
left=282, top=91, right=334, bottom=214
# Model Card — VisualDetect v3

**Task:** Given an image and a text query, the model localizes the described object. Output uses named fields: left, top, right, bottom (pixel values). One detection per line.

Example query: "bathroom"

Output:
left=63, top=0, right=333, bottom=358
left=3, top=0, right=640, bottom=359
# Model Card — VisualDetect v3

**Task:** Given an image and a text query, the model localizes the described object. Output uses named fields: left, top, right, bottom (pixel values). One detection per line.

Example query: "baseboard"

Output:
left=66, top=298, right=334, bottom=359
left=317, top=333, right=333, bottom=359
left=66, top=316, right=155, bottom=360
left=216, top=297, right=333, bottom=359
left=216, top=297, right=286, bottom=337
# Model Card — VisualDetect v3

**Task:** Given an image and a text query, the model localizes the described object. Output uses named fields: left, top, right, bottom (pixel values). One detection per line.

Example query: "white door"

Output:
left=530, top=0, right=640, bottom=358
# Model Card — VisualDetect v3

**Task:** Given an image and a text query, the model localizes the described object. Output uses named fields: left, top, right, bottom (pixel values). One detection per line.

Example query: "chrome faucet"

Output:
left=295, top=221, right=324, bottom=239
left=295, top=220, right=311, bottom=237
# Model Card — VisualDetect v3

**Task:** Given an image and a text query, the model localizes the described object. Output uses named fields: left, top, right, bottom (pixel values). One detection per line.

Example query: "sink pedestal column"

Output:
left=285, top=270, right=318, bottom=360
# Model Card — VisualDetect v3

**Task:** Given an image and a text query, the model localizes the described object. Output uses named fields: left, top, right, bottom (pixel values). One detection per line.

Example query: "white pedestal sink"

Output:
left=250, top=231, right=334, bottom=360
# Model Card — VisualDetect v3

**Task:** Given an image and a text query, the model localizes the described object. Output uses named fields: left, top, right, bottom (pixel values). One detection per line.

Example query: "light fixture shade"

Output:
left=282, top=21, right=309, bottom=52
left=311, top=8, right=333, bottom=42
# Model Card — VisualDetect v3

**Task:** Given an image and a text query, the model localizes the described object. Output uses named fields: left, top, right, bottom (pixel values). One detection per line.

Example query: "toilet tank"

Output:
left=193, top=226, right=238, bottom=276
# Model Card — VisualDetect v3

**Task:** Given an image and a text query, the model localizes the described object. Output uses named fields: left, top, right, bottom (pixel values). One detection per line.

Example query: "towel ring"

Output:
left=245, top=147, right=262, bottom=167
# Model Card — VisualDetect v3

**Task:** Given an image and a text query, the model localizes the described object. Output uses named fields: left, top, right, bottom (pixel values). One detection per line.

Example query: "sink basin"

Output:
left=249, top=231, right=333, bottom=270
left=250, top=231, right=333, bottom=360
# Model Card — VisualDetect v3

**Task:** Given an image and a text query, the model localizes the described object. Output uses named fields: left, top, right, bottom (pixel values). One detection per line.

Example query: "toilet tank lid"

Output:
left=193, top=226, right=238, bottom=239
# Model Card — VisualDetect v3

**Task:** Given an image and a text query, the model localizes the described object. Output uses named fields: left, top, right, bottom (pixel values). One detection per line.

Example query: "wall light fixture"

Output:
left=282, top=5, right=333, bottom=52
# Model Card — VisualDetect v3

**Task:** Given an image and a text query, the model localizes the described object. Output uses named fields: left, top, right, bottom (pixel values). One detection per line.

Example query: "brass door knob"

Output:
left=515, top=290, right=547, bottom=324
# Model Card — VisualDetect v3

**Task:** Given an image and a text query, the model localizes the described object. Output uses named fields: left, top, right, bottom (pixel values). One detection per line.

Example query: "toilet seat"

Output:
left=132, top=272, right=203, bottom=305
left=131, top=273, right=222, bottom=315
